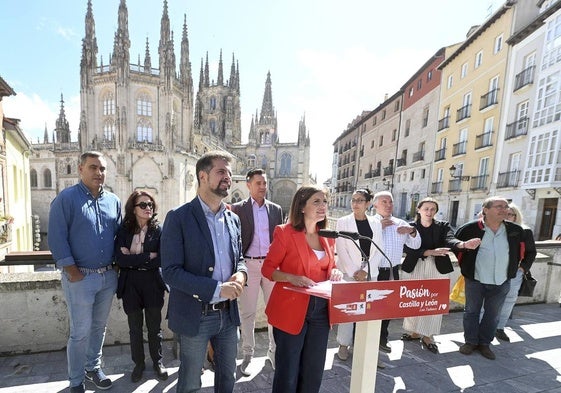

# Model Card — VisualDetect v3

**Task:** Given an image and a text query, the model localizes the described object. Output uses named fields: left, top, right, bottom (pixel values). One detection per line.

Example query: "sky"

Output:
left=1, top=0, right=501, bottom=183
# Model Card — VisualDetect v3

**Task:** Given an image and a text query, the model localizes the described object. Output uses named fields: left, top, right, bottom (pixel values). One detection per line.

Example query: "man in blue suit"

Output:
left=161, top=151, right=247, bottom=393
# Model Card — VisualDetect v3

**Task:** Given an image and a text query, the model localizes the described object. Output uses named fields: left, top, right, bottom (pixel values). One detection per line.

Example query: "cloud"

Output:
left=2, top=92, right=80, bottom=144
left=36, top=17, right=77, bottom=41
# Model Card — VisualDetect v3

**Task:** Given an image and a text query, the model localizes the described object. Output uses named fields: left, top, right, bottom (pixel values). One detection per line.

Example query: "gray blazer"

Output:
left=231, top=197, right=283, bottom=256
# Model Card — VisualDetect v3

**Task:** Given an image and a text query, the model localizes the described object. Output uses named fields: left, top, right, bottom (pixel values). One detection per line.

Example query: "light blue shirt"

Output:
left=245, top=197, right=271, bottom=257
left=48, top=181, right=121, bottom=269
left=475, top=223, right=509, bottom=285
left=198, top=196, right=233, bottom=303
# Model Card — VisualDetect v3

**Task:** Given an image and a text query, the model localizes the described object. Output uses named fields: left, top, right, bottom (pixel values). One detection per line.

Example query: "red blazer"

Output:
left=262, top=224, right=336, bottom=334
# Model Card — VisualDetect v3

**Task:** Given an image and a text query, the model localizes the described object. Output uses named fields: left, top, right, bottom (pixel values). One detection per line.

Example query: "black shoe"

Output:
left=153, top=362, right=168, bottom=381
left=421, top=337, right=438, bottom=354
left=131, top=363, right=145, bottom=383
left=85, top=368, right=112, bottom=390
left=495, top=329, right=510, bottom=342
left=69, top=383, right=85, bottom=393
left=379, top=341, right=391, bottom=353
left=459, top=343, right=478, bottom=355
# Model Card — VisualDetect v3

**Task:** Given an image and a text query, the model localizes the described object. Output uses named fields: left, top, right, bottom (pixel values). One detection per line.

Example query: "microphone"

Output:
left=318, top=229, right=360, bottom=240
left=319, top=229, right=371, bottom=280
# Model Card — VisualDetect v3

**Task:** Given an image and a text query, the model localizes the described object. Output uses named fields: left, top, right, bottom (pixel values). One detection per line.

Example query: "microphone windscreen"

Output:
left=318, top=229, right=339, bottom=238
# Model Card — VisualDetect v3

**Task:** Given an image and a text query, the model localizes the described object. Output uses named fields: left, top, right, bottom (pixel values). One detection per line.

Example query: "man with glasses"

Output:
left=455, top=196, right=536, bottom=360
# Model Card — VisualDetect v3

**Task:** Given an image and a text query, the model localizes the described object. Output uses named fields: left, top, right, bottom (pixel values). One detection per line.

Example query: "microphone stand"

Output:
left=337, top=233, right=372, bottom=281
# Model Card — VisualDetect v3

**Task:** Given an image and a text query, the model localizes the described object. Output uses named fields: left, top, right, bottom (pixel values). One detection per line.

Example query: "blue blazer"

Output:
left=160, top=197, right=247, bottom=336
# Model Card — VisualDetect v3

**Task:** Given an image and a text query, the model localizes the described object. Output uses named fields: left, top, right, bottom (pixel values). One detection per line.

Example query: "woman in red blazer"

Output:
left=262, top=186, right=342, bottom=393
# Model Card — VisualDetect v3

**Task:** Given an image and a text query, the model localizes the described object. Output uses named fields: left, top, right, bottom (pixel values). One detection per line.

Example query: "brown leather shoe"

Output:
left=478, top=345, right=496, bottom=360
left=459, top=343, right=478, bottom=355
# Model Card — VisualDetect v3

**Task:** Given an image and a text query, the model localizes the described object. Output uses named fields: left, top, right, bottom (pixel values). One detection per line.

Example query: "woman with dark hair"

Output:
left=401, top=197, right=480, bottom=353
left=262, top=186, right=343, bottom=393
left=334, top=189, right=382, bottom=362
left=115, top=190, right=168, bottom=382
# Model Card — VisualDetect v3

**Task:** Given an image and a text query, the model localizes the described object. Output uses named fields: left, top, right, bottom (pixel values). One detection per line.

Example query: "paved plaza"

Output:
left=1, top=303, right=560, bottom=393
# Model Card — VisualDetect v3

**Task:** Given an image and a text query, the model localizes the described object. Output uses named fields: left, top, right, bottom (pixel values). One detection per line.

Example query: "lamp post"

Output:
left=449, top=165, right=470, bottom=181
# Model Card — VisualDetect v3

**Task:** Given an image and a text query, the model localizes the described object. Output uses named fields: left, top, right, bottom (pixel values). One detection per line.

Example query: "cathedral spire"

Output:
left=236, top=60, right=240, bottom=94
left=259, top=71, right=275, bottom=125
left=298, top=114, right=308, bottom=146
left=55, top=93, right=71, bottom=143
left=199, top=58, right=204, bottom=90
left=144, top=37, right=151, bottom=72
left=159, top=0, right=171, bottom=61
left=204, top=52, right=210, bottom=87
left=229, top=53, right=236, bottom=89
left=111, top=0, right=130, bottom=82
left=180, top=14, right=191, bottom=86
left=217, top=49, right=224, bottom=86
left=80, top=0, right=98, bottom=89
left=43, top=123, right=49, bottom=144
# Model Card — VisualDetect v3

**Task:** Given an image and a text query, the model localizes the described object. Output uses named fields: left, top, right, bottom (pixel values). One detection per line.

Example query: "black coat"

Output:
left=114, top=224, right=166, bottom=311
left=402, top=220, right=462, bottom=274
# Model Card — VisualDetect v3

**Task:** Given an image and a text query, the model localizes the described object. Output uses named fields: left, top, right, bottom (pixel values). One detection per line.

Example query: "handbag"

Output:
left=518, top=270, right=537, bottom=297
left=450, top=275, right=466, bottom=305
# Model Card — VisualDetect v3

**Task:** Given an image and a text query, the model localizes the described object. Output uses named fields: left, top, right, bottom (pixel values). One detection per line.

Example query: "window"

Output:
left=394, top=100, right=400, bottom=111
left=43, top=169, right=52, bottom=188
left=392, top=129, right=397, bottom=141
left=372, top=117, right=377, bottom=126
left=427, top=70, right=433, bottom=81
left=410, top=171, right=415, bottom=181
left=494, top=34, right=503, bottom=54
left=103, top=93, right=115, bottom=115
left=409, top=87, right=414, bottom=97
left=66, top=165, right=72, bottom=175
left=421, top=168, right=426, bottom=179
left=136, top=94, right=152, bottom=116
left=30, top=169, right=37, bottom=188
left=379, top=135, right=384, bottom=146
left=524, top=130, right=558, bottom=183
left=280, top=153, right=292, bottom=176
left=103, top=121, right=114, bottom=140
left=371, top=140, right=375, bottom=148
left=405, top=119, right=411, bottom=137
left=422, top=107, right=429, bottom=127
left=417, top=79, right=422, bottom=90
left=543, top=15, right=561, bottom=69
left=381, top=110, right=386, bottom=120
left=210, top=96, right=217, bottom=110
left=475, top=51, right=483, bottom=68
left=136, top=120, right=153, bottom=142
left=533, top=72, right=561, bottom=127
left=461, top=62, right=468, bottom=78
left=247, top=154, right=256, bottom=168
left=447, top=75, right=453, bottom=89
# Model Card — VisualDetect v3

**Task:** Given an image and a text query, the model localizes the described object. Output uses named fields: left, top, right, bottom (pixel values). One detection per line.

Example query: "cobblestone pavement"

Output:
left=1, top=303, right=560, bottom=392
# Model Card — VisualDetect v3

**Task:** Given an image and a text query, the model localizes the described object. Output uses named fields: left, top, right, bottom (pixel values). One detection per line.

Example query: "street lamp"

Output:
left=449, top=165, right=470, bottom=181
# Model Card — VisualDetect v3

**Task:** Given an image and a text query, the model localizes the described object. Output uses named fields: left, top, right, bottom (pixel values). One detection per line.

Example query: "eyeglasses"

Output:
left=507, top=213, right=517, bottom=217
left=351, top=198, right=366, bottom=204
left=135, top=201, right=154, bottom=209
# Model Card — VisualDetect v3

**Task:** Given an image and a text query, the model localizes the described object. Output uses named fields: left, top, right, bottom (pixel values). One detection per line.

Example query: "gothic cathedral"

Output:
left=29, top=0, right=311, bottom=246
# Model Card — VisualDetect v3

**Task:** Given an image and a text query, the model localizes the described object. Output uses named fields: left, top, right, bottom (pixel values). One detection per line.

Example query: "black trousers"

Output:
left=128, top=307, right=163, bottom=366
left=377, top=265, right=400, bottom=343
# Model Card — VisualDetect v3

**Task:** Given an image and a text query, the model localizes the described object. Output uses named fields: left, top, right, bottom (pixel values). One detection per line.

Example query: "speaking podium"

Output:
left=287, top=278, right=450, bottom=392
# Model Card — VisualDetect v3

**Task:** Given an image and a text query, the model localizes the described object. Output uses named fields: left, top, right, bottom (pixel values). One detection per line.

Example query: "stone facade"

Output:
left=29, top=0, right=310, bottom=245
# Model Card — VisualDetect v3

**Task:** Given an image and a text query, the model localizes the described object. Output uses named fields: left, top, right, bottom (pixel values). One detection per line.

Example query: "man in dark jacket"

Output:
left=454, top=197, right=536, bottom=360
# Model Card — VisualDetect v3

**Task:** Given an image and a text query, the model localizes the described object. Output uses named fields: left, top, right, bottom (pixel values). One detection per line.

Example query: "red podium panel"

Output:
left=329, top=278, right=450, bottom=324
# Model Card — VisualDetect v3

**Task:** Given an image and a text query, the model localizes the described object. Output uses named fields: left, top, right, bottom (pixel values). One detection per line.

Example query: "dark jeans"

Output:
left=272, top=296, right=330, bottom=393
left=127, top=307, right=163, bottom=366
left=377, top=265, right=400, bottom=343
left=464, top=277, right=510, bottom=346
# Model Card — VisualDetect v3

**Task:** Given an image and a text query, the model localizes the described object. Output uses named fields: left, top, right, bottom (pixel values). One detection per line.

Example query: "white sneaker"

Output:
left=267, top=349, right=276, bottom=370
left=239, top=355, right=252, bottom=376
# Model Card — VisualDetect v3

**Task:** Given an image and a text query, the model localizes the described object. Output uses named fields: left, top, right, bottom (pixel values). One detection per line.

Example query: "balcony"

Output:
left=431, top=181, right=443, bottom=194
left=396, top=158, right=407, bottom=167
left=497, top=170, right=521, bottom=188
left=456, top=104, right=471, bottom=122
left=128, top=140, right=166, bottom=152
left=470, top=174, right=489, bottom=191
left=452, top=141, right=467, bottom=156
left=438, top=116, right=450, bottom=131
left=480, top=88, right=499, bottom=111
left=505, top=117, right=529, bottom=140
left=383, top=166, right=394, bottom=176
left=514, top=65, right=535, bottom=91
left=448, top=179, right=462, bottom=193
left=364, top=168, right=381, bottom=179
left=434, top=148, right=446, bottom=162
left=412, top=151, right=424, bottom=162
left=475, top=131, right=493, bottom=149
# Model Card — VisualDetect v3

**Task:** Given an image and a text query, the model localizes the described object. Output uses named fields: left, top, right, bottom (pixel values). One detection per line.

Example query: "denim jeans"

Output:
left=272, top=296, right=330, bottom=393
left=497, top=269, right=524, bottom=329
left=463, top=277, right=509, bottom=346
left=177, top=310, right=237, bottom=393
left=61, top=269, right=117, bottom=387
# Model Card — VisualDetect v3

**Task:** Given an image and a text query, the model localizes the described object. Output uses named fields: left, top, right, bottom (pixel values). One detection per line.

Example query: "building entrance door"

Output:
left=539, top=198, right=558, bottom=240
